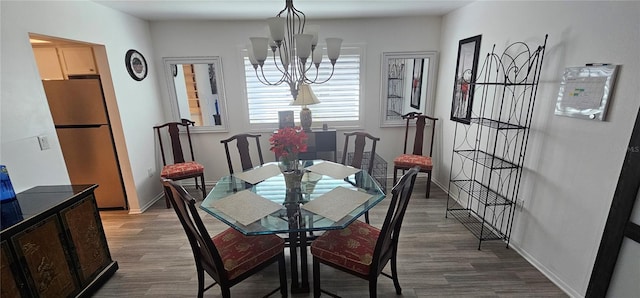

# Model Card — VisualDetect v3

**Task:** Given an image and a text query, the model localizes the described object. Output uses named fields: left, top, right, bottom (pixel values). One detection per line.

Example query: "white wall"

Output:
left=149, top=16, right=442, bottom=181
left=435, top=2, right=640, bottom=296
left=0, top=1, right=165, bottom=213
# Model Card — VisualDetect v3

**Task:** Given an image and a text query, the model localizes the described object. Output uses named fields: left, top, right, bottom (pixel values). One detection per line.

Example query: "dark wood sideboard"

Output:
left=0, top=185, right=118, bottom=297
left=274, top=129, right=337, bottom=162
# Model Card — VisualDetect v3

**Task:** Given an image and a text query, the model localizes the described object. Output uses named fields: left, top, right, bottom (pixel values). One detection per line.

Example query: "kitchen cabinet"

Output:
left=59, top=47, right=97, bottom=75
left=0, top=185, right=117, bottom=297
left=32, top=47, right=64, bottom=80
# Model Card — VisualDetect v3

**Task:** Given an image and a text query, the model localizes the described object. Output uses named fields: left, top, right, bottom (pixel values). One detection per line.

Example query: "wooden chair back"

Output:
left=402, top=112, right=438, bottom=157
left=220, top=134, right=264, bottom=174
left=162, top=179, right=225, bottom=282
left=371, top=166, right=419, bottom=275
left=153, top=120, right=197, bottom=166
left=341, top=132, right=380, bottom=175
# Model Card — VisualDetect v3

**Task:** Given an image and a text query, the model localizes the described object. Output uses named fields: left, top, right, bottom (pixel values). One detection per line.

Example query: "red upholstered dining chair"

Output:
left=220, top=133, right=264, bottom=175
left=162, top=179, right=288, bottom=298
left=393, top=112, right=438, bottom=198
left=310, top=167, right=419, bottom=298
left=154, top=120, right=206, bottom=207
left=341, top=131, right=381, bottom=223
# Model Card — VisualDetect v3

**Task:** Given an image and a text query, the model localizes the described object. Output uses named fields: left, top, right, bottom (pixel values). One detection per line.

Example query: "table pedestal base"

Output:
left=288, top=230, right=310, bottom=293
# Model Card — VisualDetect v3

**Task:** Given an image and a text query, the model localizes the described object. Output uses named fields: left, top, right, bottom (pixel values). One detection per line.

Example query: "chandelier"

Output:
left=247, top=0, right=343, bottom=100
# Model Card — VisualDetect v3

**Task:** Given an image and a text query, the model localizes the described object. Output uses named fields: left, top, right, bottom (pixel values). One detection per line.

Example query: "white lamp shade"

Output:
left=247, top=44, right=258, bottom=65
left=291, top=83, right=320, bottom=106
left=295, top=34, right=313, bottom=60
left=312, top=47, right=323, bottom=64
left=267, top=17, right=285, bottom=42
left=326, top=38, right=343, bottom=60
left=305, top=25, right=319, bottom=46
left=250, top=37, right=269, bottom=62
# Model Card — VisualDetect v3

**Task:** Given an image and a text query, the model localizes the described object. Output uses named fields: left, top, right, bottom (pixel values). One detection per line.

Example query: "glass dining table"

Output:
left=200, top=160, right=386, bottom=293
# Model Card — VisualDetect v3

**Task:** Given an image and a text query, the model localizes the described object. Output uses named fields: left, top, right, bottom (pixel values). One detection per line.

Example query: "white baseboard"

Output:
left=129, top=190, right=164, bottom=214
left=509, top=243, right=582, bottom=297
left=433, top=177, right=580, bottom=297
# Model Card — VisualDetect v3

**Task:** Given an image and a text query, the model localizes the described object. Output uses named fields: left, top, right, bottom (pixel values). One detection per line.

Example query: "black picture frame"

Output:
left=125, top=49, right=148, bottom=81
left=278, top=110, right=295, bottom=129
left=451, top=35, right=482, bottom=124
left=410, top=58, right=424, bottom=109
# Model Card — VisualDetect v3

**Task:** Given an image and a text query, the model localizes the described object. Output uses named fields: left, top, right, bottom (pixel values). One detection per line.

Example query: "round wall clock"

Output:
left=125, top=49, right=148, bottom=81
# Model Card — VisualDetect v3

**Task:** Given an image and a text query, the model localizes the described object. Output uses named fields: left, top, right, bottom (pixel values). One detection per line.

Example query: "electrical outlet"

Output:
left=37, top=135, right=50, bottom=150
left=147, top=168, right=154, bottom=178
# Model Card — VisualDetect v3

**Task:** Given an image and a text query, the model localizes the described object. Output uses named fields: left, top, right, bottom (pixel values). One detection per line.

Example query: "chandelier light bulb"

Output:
left=305, top=25, right=319, bottom=48
left=267, top=17, right=286, bottom=43
left=326, top=38, right=343, bottom=62
left=247, top=44, right=258, bottom=67
left=295, top=34, right=313, bottom=60
left=312, top=47, right=323, bottom=66
left=250, top=37, right=269, bottom=62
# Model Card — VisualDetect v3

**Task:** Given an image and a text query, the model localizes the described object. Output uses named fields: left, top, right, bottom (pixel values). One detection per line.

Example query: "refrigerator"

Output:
left=42, top=77, right=127, bottom=209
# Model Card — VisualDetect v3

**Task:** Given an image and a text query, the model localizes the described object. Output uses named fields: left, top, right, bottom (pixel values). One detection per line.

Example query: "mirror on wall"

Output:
left=380, top=51, right=438, bottom=127
left=163, top=56, right=228, bottom=132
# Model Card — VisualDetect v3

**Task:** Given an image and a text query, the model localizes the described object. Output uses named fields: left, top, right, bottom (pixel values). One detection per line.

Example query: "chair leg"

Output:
left=364, top=211, right=370, bottom=224
left=221, top=287, right=231, bottom=298
left=313, top=258, right=321, bottom=298
left=425, top=171, right=431, bottom=198
left=390, top=251, right=402, bottom=295
left=197, top=267, right=205, bottom=298
left=165, top=194, right=171, bottom=209
left=278, top=254, right=288, bottom=297
left=368, top=278, right=377, bottom=298
left=200, top=174, right=206, bottom=199
left=393, top=167, right=398, bottom=184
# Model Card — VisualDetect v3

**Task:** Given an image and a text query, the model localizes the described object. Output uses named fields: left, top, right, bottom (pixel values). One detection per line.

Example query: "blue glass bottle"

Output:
left=1, top=165, right=23, bottom=230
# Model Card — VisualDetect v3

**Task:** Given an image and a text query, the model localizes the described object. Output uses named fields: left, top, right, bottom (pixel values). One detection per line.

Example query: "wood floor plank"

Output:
left=94, top=181, right=567, bottom=297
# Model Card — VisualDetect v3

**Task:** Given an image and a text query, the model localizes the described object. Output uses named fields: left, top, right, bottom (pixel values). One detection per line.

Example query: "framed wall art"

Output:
left=410, top=58, right=424, bottom=109
left=450, top=35, right=481, bottom=124
left=278, top=110, right=295, bottom=129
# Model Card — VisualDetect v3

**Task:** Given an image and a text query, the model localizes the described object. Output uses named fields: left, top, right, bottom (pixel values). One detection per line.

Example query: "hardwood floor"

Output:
left=94, top=181, right=567, bottom=297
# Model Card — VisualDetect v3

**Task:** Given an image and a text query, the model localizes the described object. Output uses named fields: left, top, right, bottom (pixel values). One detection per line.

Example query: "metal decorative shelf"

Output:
left=446, top=35, right=548, bottom=249
left=386, top=59, right=406, bottom=120
left=470, top=118, right=527, bottom=130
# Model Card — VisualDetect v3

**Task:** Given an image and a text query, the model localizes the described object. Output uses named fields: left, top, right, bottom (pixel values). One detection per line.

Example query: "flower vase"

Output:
left=278, top=154, right=300, bottom=172
left=279, top=156, right=303, bottom=192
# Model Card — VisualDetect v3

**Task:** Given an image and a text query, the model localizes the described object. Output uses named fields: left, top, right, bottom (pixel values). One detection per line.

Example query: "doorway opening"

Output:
left=29, top=33, right=130, bottom=210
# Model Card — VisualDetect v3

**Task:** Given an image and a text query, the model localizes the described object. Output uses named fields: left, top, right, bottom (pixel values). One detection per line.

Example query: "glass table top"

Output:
left=200, top=160, right=386, bottom=235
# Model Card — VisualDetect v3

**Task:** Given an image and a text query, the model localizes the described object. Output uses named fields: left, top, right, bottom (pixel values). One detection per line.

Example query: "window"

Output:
left=244, top=47, right=362, bottom=130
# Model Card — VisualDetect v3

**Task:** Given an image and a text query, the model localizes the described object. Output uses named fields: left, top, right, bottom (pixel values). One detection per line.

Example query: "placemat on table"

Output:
left=301, top=186, right=372, bottom=222
left=305, top=161, right=360, bottom=179
left=209, top=190, right=283, bottom=225
left=233, top=164, right=281, bottom=184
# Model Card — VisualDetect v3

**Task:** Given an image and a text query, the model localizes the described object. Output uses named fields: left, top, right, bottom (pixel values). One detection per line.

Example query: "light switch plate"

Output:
left=38, top=135, right=50, bottom=150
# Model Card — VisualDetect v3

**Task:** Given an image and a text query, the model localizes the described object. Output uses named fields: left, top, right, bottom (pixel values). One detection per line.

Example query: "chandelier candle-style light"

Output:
left=247, top=0, right=343, bottom=101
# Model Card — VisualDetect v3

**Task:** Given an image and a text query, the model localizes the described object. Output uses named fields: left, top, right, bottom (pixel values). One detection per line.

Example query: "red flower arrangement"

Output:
left=269, top=126, right=308, bottom=158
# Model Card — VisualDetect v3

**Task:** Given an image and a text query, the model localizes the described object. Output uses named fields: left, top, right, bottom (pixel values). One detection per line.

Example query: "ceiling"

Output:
left=92, top=0, right=473, bottom=21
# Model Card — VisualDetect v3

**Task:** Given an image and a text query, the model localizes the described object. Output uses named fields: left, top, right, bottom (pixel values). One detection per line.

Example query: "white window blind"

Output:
left=244, top=47, right=361, bottom=129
